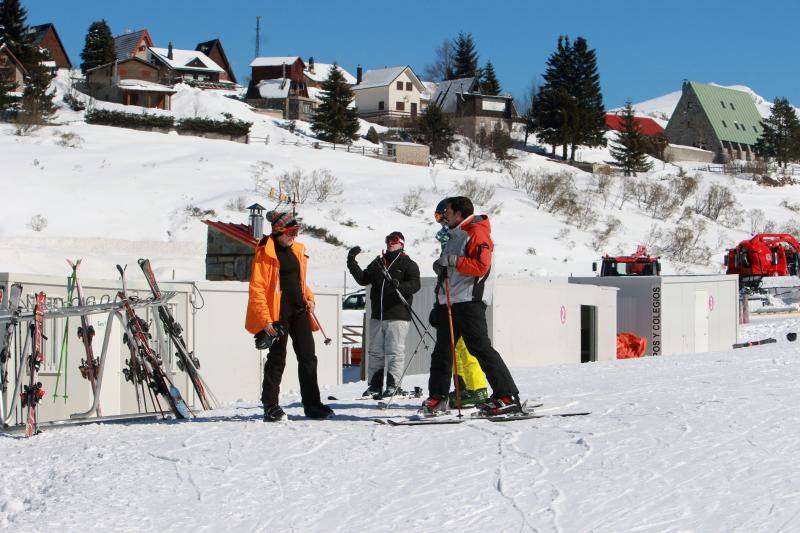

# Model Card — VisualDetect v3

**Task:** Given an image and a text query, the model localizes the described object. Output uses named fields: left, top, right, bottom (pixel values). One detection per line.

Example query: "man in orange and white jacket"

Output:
left=246, top=211, right=333, bottom=422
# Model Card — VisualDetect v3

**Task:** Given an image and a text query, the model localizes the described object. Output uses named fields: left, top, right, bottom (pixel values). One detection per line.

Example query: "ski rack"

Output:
left=1, top=292, right=177, bottom=426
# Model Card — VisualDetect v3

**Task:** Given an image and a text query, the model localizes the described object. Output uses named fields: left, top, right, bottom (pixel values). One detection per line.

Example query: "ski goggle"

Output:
left=276, top=225, right=300, bottom=237
left=386, top=235, right=403, bottom=246
left=434, top=211, right=445, bottom=223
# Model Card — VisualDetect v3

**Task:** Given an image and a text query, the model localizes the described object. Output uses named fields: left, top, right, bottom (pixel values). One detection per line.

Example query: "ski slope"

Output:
left=0, top=315, right=797, bottom=531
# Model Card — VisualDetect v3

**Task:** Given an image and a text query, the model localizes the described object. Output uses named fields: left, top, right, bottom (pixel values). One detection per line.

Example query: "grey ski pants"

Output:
left=367, top=319, right=410, bottom=387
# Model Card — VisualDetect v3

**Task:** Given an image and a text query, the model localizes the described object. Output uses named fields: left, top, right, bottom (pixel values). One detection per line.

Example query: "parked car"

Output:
left=342, top=290, right=366, bottom=310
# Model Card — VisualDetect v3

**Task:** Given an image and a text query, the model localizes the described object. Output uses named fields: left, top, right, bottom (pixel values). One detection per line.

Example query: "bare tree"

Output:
left=423, top=39, right=455, bottom=82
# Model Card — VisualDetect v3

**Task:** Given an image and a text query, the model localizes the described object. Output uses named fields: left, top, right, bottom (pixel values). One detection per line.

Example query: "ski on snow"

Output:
left=375, top=403, right=589, bottom=426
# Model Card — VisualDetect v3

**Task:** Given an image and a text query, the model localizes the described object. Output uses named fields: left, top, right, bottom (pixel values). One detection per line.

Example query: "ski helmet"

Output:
left=434, top=198, right=449, bottom=223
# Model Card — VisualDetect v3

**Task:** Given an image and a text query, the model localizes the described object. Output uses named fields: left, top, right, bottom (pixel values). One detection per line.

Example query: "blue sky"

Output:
left=22, top=0, right=800, bottom=108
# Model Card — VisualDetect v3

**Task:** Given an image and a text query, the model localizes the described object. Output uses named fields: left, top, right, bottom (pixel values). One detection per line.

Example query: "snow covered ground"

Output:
left=1, top=314, right=799, bottom=531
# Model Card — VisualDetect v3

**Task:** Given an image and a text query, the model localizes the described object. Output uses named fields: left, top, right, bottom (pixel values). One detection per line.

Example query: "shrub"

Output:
left=85, top=109, right=174, bottom=129
left=176, top=112, right=252, bottom=137
left=225, top=196, right=248, bottom=212
left=593, top=173, right=614, bottom=208
left=365, top=126, right=380, bottom=144
left=592, top=216, right=621, bottom=250
left=395, top=186, right=425, bottom=216
left=747, top=209, right=777, bottom=234
left=456, top=177, right=496, bottom=206
left=28, top=214, right=48, bottom=232
left=693, top=183, right=737, bottom=221
left=652, top=221, right=712, bottom=265
left=303, top=224, right=346, bottom=247
left=669, top=173, right=700, bottom=205
left=279, top=169, right=315, bottom=204
left=310, top=169, right=344, bottom=202
left=185, top=205, right=216, bottom=218
left=54, top=131, right=84, bottom=149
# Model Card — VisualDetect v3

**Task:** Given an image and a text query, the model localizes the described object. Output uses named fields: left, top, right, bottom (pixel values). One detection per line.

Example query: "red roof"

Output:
left=202, top=220, right=259, bottom=248
left=605, top=114, right=664, bottom=137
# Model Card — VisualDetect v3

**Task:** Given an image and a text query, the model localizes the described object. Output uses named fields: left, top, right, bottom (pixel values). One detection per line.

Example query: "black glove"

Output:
left=347, top=246, right=361, bottom=260
left=254, top=324, right=285, bottom=350
left=428, top=305, right=440, bottom=328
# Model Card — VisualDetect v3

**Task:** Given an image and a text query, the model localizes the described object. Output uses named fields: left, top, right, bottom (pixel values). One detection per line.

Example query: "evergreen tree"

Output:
left=0, top=66, right=18, bottom=111
left=480, top=61, right=501, bottom=95
left=755, top=97, right=800, bottom=168
left=609, top=100, right=652, bottom=176
left=365, top=126, right=379, bottom=144
left=311, top=63, right=359, bottom=143
left=414, top=102, right=455, bottom=158
left=17, top=46, right=55, bottom=128
left=451, top=32, right=479, bottom=79
left=568, top=37, right=606, bottom=161
left=531, top=35, right=606, bottom=161
left=0, top=0, right=30, bottom=61
left=80, top=20, right=116, bottom=74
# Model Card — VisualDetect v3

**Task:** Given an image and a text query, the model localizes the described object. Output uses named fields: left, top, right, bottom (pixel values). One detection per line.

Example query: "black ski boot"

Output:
left=263, top=404, right=285, bottom=422
left=362, top=371, right=383, bottom=397
left=304, top=403, right=334, bottom=419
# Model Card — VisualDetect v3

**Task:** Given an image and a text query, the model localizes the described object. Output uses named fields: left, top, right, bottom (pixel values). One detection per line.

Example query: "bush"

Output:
left=185, top=205, right=216, bottom=218
left=310, top=169, right=344, bottom=202
left=396, top=186, right=425, bottom=216
left=593, top=173, right=614, bottom=208
left=225, top=196, right=247, bottom=212
left=54, top=131, right=84, bottom=149
left=456, top=177, right=496, bottom=206
left=365, top=126, right=380, bottom=144
left=303, top=224, right=346, bottom=247
left=176, top=112, right=252, bottom=137
left=524, top=170, right=576, bottom=214
left=85, top=109, right=174, bottom=129
left=651, top=221, right=712, bottom=265
left=28, top=214, right=48, bottom=232
left=278, top=168, right=343, bottom=204
left=634, top=181, right=679, bottom=220
left=669, top=173, right=700, bottom=205
left=693, top=183, right=737, bottom=221
left=747, top=209, right=776, bottom=234
left=592, top=216, right=621, bottom=250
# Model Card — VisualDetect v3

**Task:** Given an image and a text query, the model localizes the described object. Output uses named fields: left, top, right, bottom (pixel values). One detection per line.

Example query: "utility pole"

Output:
left=255, top=16, right=261, bottom=58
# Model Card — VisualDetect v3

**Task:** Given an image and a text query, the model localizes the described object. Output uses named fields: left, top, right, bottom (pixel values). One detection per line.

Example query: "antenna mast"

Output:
left=255, top=16, right=261, bottom=58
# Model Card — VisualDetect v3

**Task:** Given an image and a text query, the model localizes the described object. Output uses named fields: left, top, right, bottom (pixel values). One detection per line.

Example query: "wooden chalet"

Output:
left=28, top=23, right=72, bottom=70
left=0, top=43, right=27, bottom=94
left=196, top=39, right=237, bottom=84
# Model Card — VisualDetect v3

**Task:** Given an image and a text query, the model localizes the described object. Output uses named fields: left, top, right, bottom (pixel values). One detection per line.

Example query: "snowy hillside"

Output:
left=1, top=315, right=799, bottom=531
left=3, top=74, right=800, bottom=289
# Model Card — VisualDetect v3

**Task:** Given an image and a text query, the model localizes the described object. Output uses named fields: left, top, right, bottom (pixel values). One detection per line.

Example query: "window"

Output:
left=720, top=100, right=726, bottom=108
left=396, top=101, right=405, bottom=111
left=378, top=101, right=384, bottom=110
left=396, top=81, right=403, bottom=90
left=687, top=102, right=694, bottom=110
left=730, top=102, right=735, bottom=110
left=303, top=103, right=312, bottom=114
left=722, top=120, right=727, bottom=128
left=405, top=82, right=412, bottom=91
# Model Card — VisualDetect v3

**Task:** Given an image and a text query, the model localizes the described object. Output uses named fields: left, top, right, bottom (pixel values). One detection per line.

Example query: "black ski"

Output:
left=138, top=259, right=212, bottom=410
left=117, top=265, right=192, bottom=420
left=0, top=283, right=23, bottom=425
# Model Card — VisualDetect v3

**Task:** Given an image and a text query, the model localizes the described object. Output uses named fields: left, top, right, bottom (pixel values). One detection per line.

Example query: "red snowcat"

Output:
left=725, top=233, right=800, bottom=289
left=594, top=245, right=661, bottom=277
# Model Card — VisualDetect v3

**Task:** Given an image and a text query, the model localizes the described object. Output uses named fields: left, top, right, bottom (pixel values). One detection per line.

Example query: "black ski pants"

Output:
left=428, top=301, right=518, bottom=398
left=261, top=306, right=321, bottom=407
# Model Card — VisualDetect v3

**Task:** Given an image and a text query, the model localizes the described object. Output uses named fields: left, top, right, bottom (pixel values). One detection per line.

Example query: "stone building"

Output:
left=664, top=81, right=764, bottom=162
left=202, top=205, right=266, bottom=281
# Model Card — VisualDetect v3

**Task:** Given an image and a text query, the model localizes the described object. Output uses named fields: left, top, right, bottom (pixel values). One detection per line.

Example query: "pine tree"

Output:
left=568, top=37, right=606, bottom=161
left=414, top=102, right=455, bottom=158
left=0, top=65, right=18, bottom=111
left=480, top=61, right=501, bottom=95
left=755, top=97, right=800, bottom=168
left=532, top=36, right=575, bottom=159
left=0, top=0, right=30, bottom=61
left=80, top=20, right=116, bottom=74
left=17, top=46, right=55, bottom=129
left=451, top=32, right=479, bottom=79
left=365, top=126, right=379, bottom=144
left=609, top=100, right=653, bottom=176
left=311, top=63, right=360, bottom=143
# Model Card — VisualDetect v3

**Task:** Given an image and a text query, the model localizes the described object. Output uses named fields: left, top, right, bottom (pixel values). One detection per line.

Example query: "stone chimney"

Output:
left=308, top=56, right=315, bottom=73
left=167, top=42, right=174, bottom=60
left=356, top=64, right=362, bottom=85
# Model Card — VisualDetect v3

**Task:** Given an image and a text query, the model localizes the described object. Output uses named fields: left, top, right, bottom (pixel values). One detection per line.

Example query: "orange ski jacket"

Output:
left=245, top=236, right=316, bottom=334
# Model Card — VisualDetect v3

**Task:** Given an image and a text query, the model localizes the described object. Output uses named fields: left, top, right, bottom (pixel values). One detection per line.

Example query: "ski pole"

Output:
left=443, top=276, right=462, bottom=418
left=380, top=325, right=432, bottom=410
left=309, top=308, right=332, bottom=345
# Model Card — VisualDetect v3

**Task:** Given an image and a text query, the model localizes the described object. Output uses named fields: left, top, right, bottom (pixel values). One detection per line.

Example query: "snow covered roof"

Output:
left=431, top=77, right=479, bottom=112
left=116, top=79, right=177, bottom=93
left=353, top=66, right=424, bottom=91
left=305, top=63, right=356, bottom=84
left=256, top=78, right=291, bottom=99
left=0, top=43, right=27, bottom=74
left=383, top=141, right=425, bottom=147
left=249, top=56, right=302, bottom=68
left=605, top=113, right=665, bottom=136
left=150, top=47, right=224, bottom=73
left=421, top=81, right=438, bottom=101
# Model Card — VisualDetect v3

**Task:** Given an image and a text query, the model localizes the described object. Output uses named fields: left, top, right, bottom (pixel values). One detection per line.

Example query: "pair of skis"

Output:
left=0, top=283, right=23, bottom=429
left=20, top=292, right=47, bottom=437
left=66, top=260, right=102, bottom=416
left=117, top=265, right=192, bottom=420
left=375, top=402, right=590, bottom=426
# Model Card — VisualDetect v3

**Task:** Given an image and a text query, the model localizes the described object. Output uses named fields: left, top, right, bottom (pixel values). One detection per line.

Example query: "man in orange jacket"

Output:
left=246, top=211, right=333, bottom=422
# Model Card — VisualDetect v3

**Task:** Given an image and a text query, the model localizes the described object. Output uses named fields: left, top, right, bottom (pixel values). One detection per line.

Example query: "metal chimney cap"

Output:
left=247, top=203, right=266, bottom=211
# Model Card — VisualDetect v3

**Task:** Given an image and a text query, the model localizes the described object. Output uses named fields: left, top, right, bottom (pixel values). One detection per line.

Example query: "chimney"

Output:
left=282, top=62, right=286, bottom=79
left=356, top=64, right=362, bottom=85
left=247, top=203, right=266, bottom=239
left=168, top=42, right=173, bottom=60
left=308, top=56, right=315, bottom=73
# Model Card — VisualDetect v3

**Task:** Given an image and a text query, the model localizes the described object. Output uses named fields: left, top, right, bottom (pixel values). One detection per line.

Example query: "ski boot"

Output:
left=381, top=385, right=405, bottom=399
left=419, top=396, right=449, bottom=417
left=476, top=395, right=524, bottom=417
left=363, top=371, right=383, bottom=397
left=304, top=403, right=334, bottom=419
left=449, top=388, right=489, bottom=408
left=263, top=404, right=286, bottom=422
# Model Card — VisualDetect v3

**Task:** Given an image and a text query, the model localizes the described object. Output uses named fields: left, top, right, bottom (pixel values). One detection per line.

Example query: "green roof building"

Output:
left=664, top=81, right=763, bottom=163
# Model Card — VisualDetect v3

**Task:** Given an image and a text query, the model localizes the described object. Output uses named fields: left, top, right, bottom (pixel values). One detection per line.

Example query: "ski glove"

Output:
left=433, top=254, right=458, bottom=275
left=347, top=246, right=361, bottom=259
left=254, top=324, right=286, bottom=350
